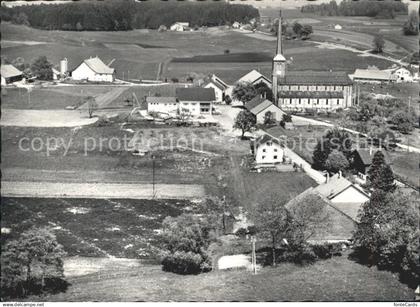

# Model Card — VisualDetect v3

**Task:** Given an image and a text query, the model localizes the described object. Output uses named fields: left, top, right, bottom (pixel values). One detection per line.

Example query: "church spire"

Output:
left=276, top=10, right=282, bottom=55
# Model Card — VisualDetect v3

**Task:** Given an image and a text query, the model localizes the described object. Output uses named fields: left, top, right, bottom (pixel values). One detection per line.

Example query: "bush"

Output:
left=312, top=243, right=343, bottom=259
left=281, top=245, right=317, bottom=265
left=161, top=251, right=210, bottom=275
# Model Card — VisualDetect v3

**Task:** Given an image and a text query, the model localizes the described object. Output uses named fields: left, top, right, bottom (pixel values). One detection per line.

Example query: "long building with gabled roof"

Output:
left=272, top=11, right=353, bottom=111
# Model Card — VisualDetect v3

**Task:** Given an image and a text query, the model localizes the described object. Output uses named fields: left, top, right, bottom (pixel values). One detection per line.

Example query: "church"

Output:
left=272, top=12, right=353, bottom=112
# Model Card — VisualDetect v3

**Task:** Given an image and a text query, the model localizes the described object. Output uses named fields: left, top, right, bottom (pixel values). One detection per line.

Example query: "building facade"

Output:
left=272, top=12, right=353, bottom=111
left=72, top=57, right=115, bottom=82
left=175, top=87, right=215, bottom=116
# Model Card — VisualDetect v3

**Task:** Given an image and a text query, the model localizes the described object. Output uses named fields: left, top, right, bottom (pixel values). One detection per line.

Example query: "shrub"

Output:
left=312, top=243, right=343, bottom=259
left=161, top=251, right=210, bottom=275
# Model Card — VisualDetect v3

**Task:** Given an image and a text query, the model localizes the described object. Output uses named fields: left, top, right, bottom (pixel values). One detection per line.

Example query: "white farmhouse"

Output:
left=237, top=69, right=272, bottom=88
left=176, top=87, right=215, bottom=116
left=253, top=134, right=284, bottom=165
left=146, top=96, right=179, bottom=115
left=203, top=74, right=230, bottom=103
left=71, top=57, right=115, bottom=82
left=391, top=67, right=413, bottom=82
left=170, top=22, right=189, bottom=32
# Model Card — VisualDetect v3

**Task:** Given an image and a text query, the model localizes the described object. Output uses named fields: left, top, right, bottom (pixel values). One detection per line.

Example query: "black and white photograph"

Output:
left=0, top=0, right=419, bottom=304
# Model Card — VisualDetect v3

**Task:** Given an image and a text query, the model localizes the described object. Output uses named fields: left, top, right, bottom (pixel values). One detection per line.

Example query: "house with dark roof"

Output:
left=176, top=87, right=215, bottom=116
left=1, top=64, right=23, bottom=85
left=252, top=134, right=284, bottom=165
left=352, top=148, right=391, bottom=175
left=71, top=56, right=115, bottom=82
left=245, top=96, right=285, bottom=124
left=271, top=11, right=353, bottom=111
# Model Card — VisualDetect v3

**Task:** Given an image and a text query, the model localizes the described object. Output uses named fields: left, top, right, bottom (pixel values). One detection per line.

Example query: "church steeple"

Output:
left=272, top=10, right=286, bottom=105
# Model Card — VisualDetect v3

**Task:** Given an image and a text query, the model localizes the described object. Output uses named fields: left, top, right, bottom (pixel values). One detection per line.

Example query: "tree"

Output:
left=76, top=21, right=83, bottom=31
left=86, top=96, right=98, bottom=118
left=1, top=227, right=66, bottom=298
left=12, top=12, right=29, bottom=26
left=325, top=149, right=349, bottom=173
left=232, top=82, right=258, bottom=104
left=292, top=22, right=303, bottom=37
left=286, top=193, right=331, bottom=247
left=253, top=81, right=273, bottom=101
left=353, top=190, right=419, bottom=286
left=300, top=25, right=313, bottom=39
left=224, top=94, right=232, bottom=105
left=403, top=11, right=419, bottom=35
left=30, top=56, right=53, bottom=81
left=391, top=110, right=416, bottom=134
left=366, top=151, right=396, bottom=193
left=233, top=110, right=256, bottom=139
left=312, top=128, right=352, bottom=170
left=372, top=35, right=385, bottom=53
left=160, top=214, right=215, bottom=274
left=282, top=113, right=292, bottom=123
left=252, top=193, right=290, bottom=266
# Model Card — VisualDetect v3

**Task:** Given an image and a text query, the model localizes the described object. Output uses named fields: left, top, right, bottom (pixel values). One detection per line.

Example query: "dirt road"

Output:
left=1, top=181, right=205, bottom=199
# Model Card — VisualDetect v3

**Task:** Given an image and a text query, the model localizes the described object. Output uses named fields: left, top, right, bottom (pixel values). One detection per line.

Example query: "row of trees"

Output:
left=352, top=151, right=419, bottom=286
left=301, top=0, right=408, bottom=19
left=270, top=20, right=313, bottom=40
left=0, top=0, right=259, bottom=31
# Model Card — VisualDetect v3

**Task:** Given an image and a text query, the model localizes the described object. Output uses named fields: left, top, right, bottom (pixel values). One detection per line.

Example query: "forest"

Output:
left=0, top=0, right=259, bottom=31
left=301, top=0, right=408, bottom=18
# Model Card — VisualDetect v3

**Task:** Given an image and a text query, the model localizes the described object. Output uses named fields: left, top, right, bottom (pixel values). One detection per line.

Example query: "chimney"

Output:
left=338, top=170, right=342, bottom=178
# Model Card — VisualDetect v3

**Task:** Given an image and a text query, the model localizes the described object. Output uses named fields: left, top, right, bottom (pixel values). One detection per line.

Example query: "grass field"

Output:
left=25, top=253, right=414, bottom=301
left=1, top=85, right=114, bottom=109
left=0, top=197, right=197, bottom=258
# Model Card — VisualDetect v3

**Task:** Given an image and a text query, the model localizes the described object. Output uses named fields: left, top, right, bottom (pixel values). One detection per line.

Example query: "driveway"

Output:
left=0, top=109, right=98, bottom=127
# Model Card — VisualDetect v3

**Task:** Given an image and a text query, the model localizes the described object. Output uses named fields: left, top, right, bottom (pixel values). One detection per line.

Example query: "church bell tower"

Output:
left=272, top=10, right=286, bottom=105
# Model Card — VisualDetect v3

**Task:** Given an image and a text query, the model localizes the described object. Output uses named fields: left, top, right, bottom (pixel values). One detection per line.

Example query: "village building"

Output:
left=203, top=74, right=230, bottom=103
left=146, top=96, right=179, bottom=115
left=245, top=96, right=285, bottom=124
left=232, top=21, right=241, bottom=29
left=71, top=56, right=115, bottom=82
left=390, top=67, right=413, bottom=82
left=237, top=69, right=272, bottom=88
left=271, top=12, right=353, bottom=111
left=314, top=172, right=370, bottom=206
left=170, top=22, right=190, bottom=32
left=176, top=87, right=215, bottom=116
left=351, top=68, right=397, bottom=83
left=334, top=24, right=342, bottom=30
left=352, top=149, right=391, bottom=176
left=252, top=134, right=284, bottom=165
left=1, top=64, right=24, bottom=85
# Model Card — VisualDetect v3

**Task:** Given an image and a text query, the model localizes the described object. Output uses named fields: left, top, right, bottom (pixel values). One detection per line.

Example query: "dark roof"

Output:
left=245, top=96, right=267, bottom=111
left=281, top=71, right=352, bottom=85
left=253, top=134, right=281, bottom=149
left=278, top=91, right=344, bottom=99
left=354, top=149, right=390, bottom=166
left=176, top=87, right=216, bottom=101
left=146, top=96, right=177, bottom=104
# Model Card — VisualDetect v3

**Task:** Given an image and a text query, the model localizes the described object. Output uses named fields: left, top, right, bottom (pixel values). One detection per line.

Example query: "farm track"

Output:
left=1, top=181, right=205, bottom=199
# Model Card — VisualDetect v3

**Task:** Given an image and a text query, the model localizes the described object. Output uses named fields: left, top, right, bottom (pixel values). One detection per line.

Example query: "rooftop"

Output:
left=352, top=69, right=396, bottom=81
left=250, top=99, right=277, bottom=115
left=176, top=87, right=216, bottom=101
left=280, top=71, right=352, bottom=85
left=354, top=149, right=390, bottom=166
left=83, top=57, right=114, bottom=74
left=146, top=96, right=177, bottom=104
left=1, top=64, right=23, bottom=79
left=238, top=69, right=271, bottom=84
left=245, top=96, right=267, bottom=111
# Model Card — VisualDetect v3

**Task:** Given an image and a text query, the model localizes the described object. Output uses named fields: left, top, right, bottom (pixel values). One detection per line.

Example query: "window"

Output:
left=326, top=100, right=328, bottom=105
left=337, top=100, right=340, bottom=105
left=274, top=155, right=278, bottom=160
left=274, top=148, right=278, bottom=152
left=298, top=99, right=301, bottom=104
left=262, top=156, right=265, bottom=159
left=262, top=149, right=266, bottom=153
left=267, top=142, right=271, bottom=146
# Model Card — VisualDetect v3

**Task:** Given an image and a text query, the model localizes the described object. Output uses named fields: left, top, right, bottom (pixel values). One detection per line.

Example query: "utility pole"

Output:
left=251, top=236, right=257, bottom=275
left=152, top=155, right=156, bottom=199
left=407, top=96, right=411, bottom=152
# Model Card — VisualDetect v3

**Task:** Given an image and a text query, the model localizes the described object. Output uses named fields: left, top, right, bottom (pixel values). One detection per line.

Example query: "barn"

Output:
left=71, top=57, right=115, bottom=82
left=1, top=64, right=23, bottom=86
